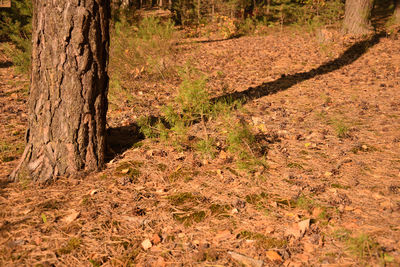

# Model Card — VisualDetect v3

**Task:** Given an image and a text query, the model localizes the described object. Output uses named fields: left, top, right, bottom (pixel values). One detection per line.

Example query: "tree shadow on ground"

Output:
left=106, top=123, right=144, bottom=162
left=176, top=34, right=243, bottom=46
left=212, top=32, right=386, bottom=105
left=0, top=61, right=12, bottom=68
left=194, top=34, right=244, bottom=44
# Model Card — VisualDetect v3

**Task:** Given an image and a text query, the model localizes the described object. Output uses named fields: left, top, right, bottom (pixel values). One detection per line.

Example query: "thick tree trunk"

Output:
left=10, top=0, right=110, bottom=183
left=342, top=0, right=374, bottom=35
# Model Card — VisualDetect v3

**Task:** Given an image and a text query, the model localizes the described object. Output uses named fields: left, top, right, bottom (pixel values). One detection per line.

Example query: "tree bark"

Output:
left=342, top=0, right=374, bottom=35
left=394, top=0, right=400, bottom=24
left=211, top=0, right=215, bottom=21
left=197, top=0, right=201, bottom=23
left=10, top=0, right=110, bottom=183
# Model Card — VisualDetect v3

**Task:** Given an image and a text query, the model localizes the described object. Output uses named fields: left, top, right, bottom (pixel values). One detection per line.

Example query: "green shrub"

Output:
left=146, top=64, right=211, bottom=149
left=226, top=122, right=267, bottom=172
left=237, top=17, right=257, bottom=35
left=137, top=16, right=175, bottom=41
left=330, top=118, right=350, bottom=138
left=196, top=137, right=217, bottom=159
left=173, top=64, right=210, bottom=123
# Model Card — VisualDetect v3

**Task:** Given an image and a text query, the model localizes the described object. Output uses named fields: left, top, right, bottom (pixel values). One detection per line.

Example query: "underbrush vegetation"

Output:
left=108, top=16, right=178, bottom=110
left=331, top=229, right=394, bottom=264
left=138, top=62, right=268, bottom=173
left=111, top=16, right=176, bottom=79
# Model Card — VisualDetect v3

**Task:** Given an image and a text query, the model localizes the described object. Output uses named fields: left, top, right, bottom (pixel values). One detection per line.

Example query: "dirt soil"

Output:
left=1, top=28, right=400, bottom=266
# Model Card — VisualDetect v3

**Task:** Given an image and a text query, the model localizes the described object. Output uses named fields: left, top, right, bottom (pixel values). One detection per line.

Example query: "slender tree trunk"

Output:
left=211, top=0, right=215, bottom=22
left=342, top=0, right=374, bottom=35
left=266, top=0, right=271, bottom=14
left=197, top=0, right=201, bottom=23
left=394, top=0, right=400, bottom=24
left=159, top=0, right=163, bottom=8
left=10, top=0, right=110, bottom=183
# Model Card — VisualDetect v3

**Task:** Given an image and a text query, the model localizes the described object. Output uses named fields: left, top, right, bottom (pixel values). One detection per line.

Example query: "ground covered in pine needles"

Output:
left=1, top=26, right=400, bottom=266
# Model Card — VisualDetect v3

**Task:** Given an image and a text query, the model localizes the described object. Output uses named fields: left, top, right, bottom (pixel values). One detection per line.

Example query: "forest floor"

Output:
left=1, top=26, right=400, bottom=266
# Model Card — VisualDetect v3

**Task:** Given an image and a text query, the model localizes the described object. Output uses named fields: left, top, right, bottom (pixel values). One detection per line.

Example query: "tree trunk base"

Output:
left=342, top=25, right=374, bottom=36
left=10, top=144, right=59, bottom=184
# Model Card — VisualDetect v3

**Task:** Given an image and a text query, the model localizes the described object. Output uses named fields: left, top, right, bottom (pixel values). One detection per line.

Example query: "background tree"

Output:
left=394, top=0, right=400, bottom=24
left=342, top=0, right=374, bottom=35
left=10, top=0, right=110, bottom=183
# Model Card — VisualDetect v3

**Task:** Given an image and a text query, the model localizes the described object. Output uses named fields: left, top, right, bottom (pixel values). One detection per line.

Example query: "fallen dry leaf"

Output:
left=120, top=168, right=130, bottom=174
left=298, top=219, right=310, bottom=235
left=151, top=233, right=162, bottom=245
left=312, top=207, right=323, bottom=218
left=228, top=251, right=264, bottom=267
left=266, top=250, right=282, bottom=262
left=219, top=150, right=228, bottom=159
left=214, top=230, right=232, bottom=243
left=264, top=226, right=274, bottom=234
left=285, top=225, right=302, bottom=239
left=141, top=239, right=152, bottom=250
left=380, top=200, right=392, bottom=210
left=62, top=209, right=80, bottom=224
left=285, top=219, right=310, bottom=239
left=303, top=242, right=315, bottom=253
left=294, top=253, right=310, bottom=263
left=155, top=257, right=166, bottom=267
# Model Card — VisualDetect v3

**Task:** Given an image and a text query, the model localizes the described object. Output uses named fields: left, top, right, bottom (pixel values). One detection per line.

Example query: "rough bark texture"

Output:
left=10, top=0, right=110, bottom=183
left=342, top=0, right=374, bottom=35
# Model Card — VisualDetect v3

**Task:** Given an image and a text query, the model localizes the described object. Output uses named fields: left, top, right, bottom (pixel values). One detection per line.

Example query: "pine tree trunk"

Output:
left=211, top=0, right=215, bottom=21
left=10, top=0, right=110, bottom=183
left=197, top=0, right=201, bottom=23
left=394, top=0, right=400, bottom=24
left=342, top=0, right=374, bottom=35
